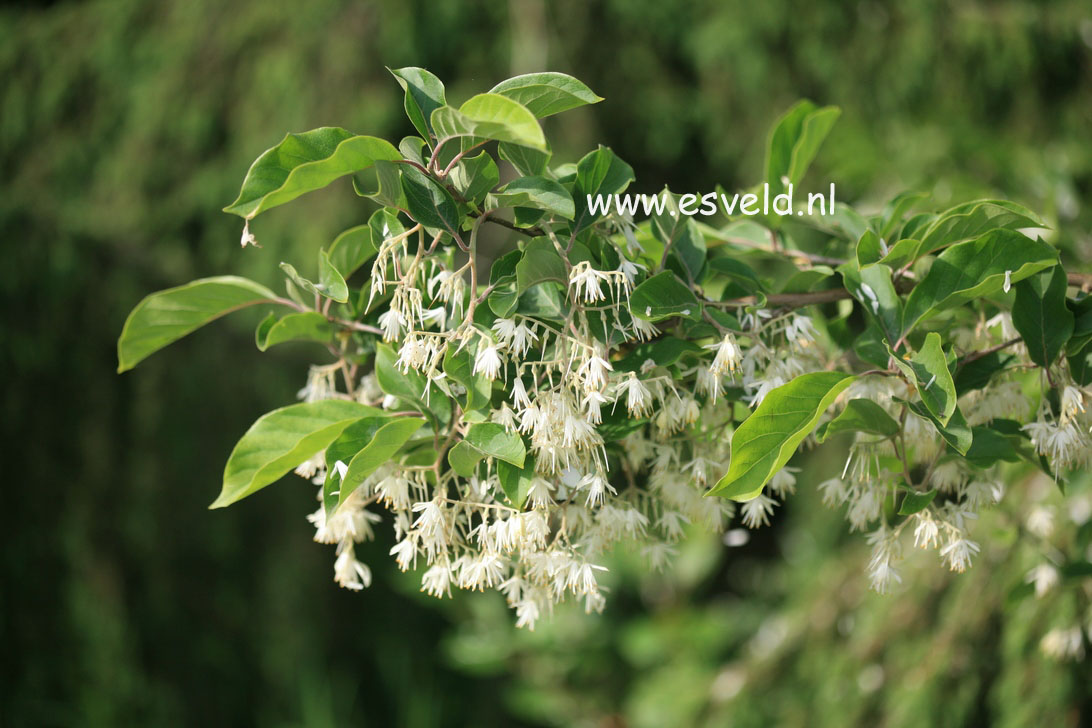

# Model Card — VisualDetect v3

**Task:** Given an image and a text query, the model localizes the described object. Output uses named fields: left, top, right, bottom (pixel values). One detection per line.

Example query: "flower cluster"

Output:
left=118, top=69, right=1091, bottom=640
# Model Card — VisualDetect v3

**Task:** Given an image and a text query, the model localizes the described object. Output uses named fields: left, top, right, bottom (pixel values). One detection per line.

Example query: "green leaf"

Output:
left=255, top=311, right=333, bottom=351
left=488, top=176, right=575, bottom=219
left=853, top=324, right=891, bottom=369
left=211, top=400, right=381, bottom=508
left=117, top=276, right=277, bottom=372
left=431, top=94, right=546, bottom=150
left=442, top=346, right=492, bottom=412
left=903, top=399, right=973, bottom=455
left=963, top=426, right=1021, bottom=469
left=450, top=151, right=499, bottom=206
left=368, top=208, right=407, bottom=253
left=497, top=455, right=537, bottom=509
left=389, top=67, right=447, bottom=140
left=707, top=371, right=856, bottom=501
left=878, top=190, right=927, bottom=240
left=516, top=238, right=568, bottom=293
left=1066, top=295, right=1092, bottom=355
left=899, top=213, right=936, bottom=242
left=352, top=158, right=405, bottom=209
left=323, top=415, right=425, bottom=511
left=843, top=262, right=902, bottom=345
left=400, top=165, right=461, bottom=237
left=779, top=265, right=833, bottom=294
left=327, top=225, right=376, bottom=279
left=490, top=249, right=523, bottom=285
left=399, top=135, right=428, bottom=165
left=517, top=281, right=568, bottom=322
left=499, top=141, right=551, bottom=176
left=651, top=194, right=706, bottom=281
left=617, top=337, right=702, bottom=373
left=571, top=146, right=635, bottom=234
left=224, top=128, right=400, bottom=218
left=317, top=249, right=349, bottom=303
left=447, top=423, right=526, bottom=476
left=629, top=271, right=700, bottom=322
left=464, top=423, right=526, bottom=466
left=878, top=238, right=924, bottom=270
left=954, top=351, right=1015, bottom=394
left=856, top=230, right=884, bottom=267
left=447, top=441, right=482, bottom=477
left=375, top=343, right=451, bottom=425
left=765, top=100, right=841, bottom=190
left=1011, top=266, right=1073, bottom=369
left=889, top=332, right=957, bottom=426
left=490, top=72, right=603, bottom=117
left=1069, top=338, right=1092, bottom=386
left=705, top=256, right=765, bottom=294
left=902, top=230, right=1058, bottom=333
left=919, top=199, right=1044, bottom=255
left=279, top=253, right=347, bottom=303
left=898, top=489, right=937, bottom=516
left=815, top=398, right=900, bottom=442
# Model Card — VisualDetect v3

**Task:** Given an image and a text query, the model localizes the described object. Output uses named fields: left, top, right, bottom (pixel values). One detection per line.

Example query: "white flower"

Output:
left=333, top=546, right=372, bottom=590
left=740, top=493, right=778, bottom=528
left=767, top=467, right=798, bottom=497
left=378, top=309, right=405, bottom=341
left=706, top=334, right=742, bottom=376
left=492, top=402, right=520, bottom=430
left=421, top=563, right=452, bottom=598
left=1003, top=269, right=1012, bottom=293
left=578, top=352, right=613, bottom=392
left=389, top=537, right=418, bottom=571
left=511, top=376, right=532, bottom=409
left=697, top=367, right=722, bottom=402
left=515, top=598, right=542, bottom=630
left=527, top=477, right=555, bottom=509
left=1025, top=563, right=1059, bottom=598
left=239, top=220, right=260, bottom=248
left=817, top=477, right=847, bottom=506
left=493, top=318, right=539, bottom=358
left=784, top=315, right=817, bottom=347
left=868, top=558, right=902, bottom=594
left=568, top=261, right=609, bottom=303
left=616, top=374, right=653, bottom=417
left=1026, top=505, right=1055, bottom=539
left=866, top=526, right=902, bottom=594
left=1041, top=626, right=1085, bottom=661
left=658, top=510, right=690, bottom=541
left=582, top=390, right=609, bottom=424
left=458, top=552, right=507, bottom=590
left=940, top=535, right=980, bottom=572
left=629, top=316, right=658, bottom=342
left=421, top=306, right=447, bottom=329
left=473, top=341, right=504, bottom=381
left=580, top=471, right=617, bottom=507
left=616, top=259, right=645, bottom=295
left=1061, top=385, right=1086, bottom=422
left=912, top=513, right=939, bottom=549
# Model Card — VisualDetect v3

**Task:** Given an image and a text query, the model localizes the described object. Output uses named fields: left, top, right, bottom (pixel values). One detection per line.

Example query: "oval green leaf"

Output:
left=490, top=72, right=603, bottom=117
left=211, top=400, right=381, bottom=509
left=117, top=276, right=277, bottom=372
left=902, top=229, right=1058, bottom=333
left=815, top=398, right=900, bottom=442
left=224, top=128, right=400, bottom=218
left=323, top=415, right=426, bottom=512
left=707, top=371, right=856, bottom=501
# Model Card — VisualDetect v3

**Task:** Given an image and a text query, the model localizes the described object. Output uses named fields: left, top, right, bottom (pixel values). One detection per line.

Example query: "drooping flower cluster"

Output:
left=291, top=214, right=844, bottom=628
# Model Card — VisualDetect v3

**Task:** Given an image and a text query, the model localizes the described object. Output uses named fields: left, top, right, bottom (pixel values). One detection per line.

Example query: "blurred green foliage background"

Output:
left=2, top=0, right=1091, bottom=725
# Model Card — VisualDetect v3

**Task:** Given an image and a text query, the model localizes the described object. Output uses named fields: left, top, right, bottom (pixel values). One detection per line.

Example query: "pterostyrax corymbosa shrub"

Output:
left=118, top=68, right=1092, bottom=637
